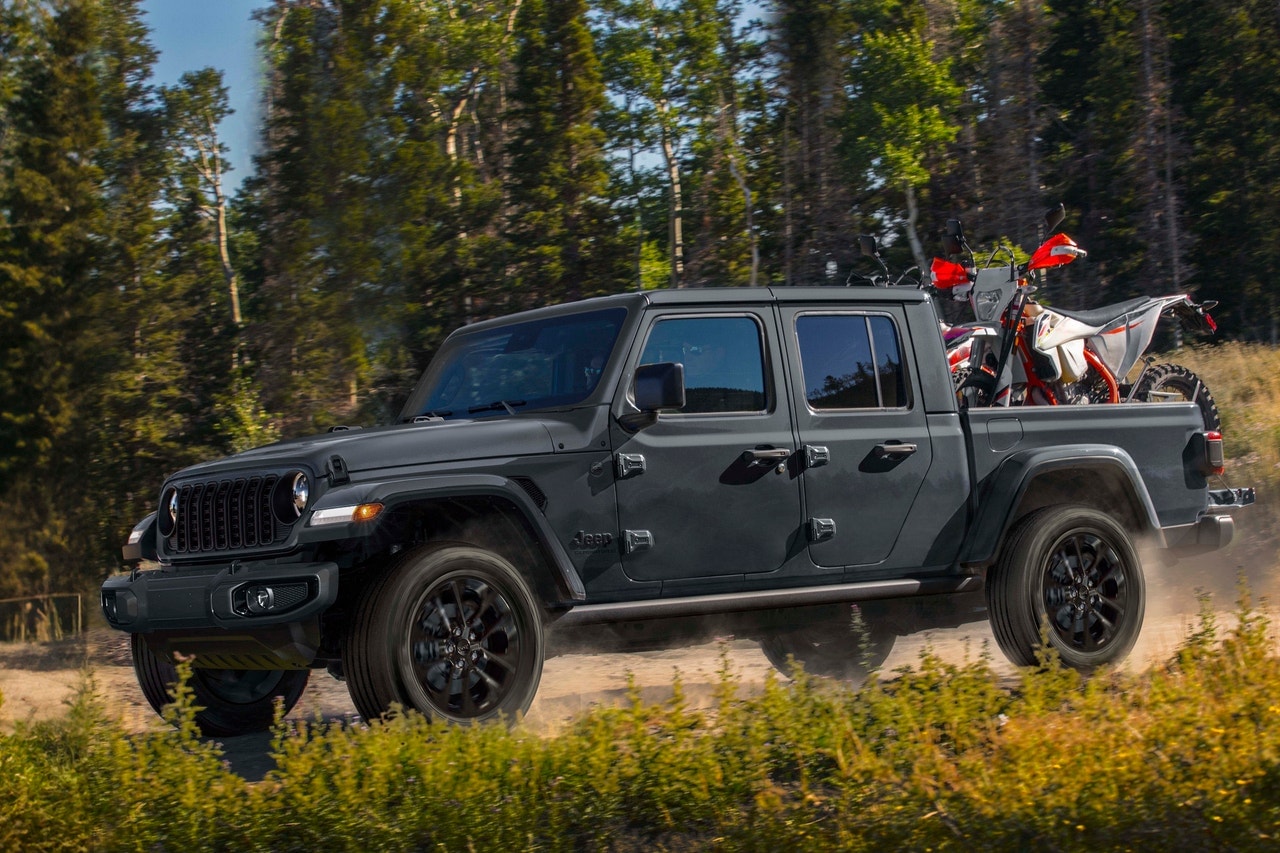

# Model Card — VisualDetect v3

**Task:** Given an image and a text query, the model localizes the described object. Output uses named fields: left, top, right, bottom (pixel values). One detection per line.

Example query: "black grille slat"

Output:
left=214, top=480, right=231, bottom=550
left=200, top=482, right=215, bottom=552
left=228, top=479, right=245, bottom=548
left=166, top=472, right=288, bottom=555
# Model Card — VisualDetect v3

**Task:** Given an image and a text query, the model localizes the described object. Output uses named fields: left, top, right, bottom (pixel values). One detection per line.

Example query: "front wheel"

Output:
left=344, top=543, right=545, bottom=725
left=987, top=505, right=1145, bottom=671
left=1132, top=362, right=1222, bottom=431
left=131, top=634, right=310, bottom=736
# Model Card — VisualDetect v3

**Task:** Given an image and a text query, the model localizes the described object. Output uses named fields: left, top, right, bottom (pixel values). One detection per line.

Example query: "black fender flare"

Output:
left=298, top=473, right=585, bottom=603
left=958, top=445, right=1162, bottom=567
left=121, top=512, right=159, bottom=564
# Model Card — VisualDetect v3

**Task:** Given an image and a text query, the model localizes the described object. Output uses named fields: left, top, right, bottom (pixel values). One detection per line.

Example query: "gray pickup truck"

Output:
left=101, top=287, right=1254, bottom=735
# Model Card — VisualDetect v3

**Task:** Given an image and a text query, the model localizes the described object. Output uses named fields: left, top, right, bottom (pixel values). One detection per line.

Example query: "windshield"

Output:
left=402, top=307, right=628, bottom=421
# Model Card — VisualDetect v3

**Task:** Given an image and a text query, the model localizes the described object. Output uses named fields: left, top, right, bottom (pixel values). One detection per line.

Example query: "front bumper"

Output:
left=101, top=559, right=338, bottom=634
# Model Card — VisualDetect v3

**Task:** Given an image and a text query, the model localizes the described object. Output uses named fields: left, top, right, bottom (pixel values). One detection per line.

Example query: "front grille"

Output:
left=169, top=475, right=290, bottom=554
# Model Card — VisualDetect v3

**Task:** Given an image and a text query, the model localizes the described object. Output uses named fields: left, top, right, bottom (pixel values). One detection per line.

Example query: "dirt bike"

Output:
left=927, top=207, right=1222, bottom=430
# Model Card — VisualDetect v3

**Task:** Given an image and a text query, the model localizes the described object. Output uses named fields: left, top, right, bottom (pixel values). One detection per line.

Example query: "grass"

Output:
left=4, top=593, right=1280, bottom=851
left=1162, top=342, right=1280, bottom=479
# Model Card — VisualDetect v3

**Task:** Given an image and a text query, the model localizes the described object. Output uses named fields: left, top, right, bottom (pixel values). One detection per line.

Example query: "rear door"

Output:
left=780, top=306, right=934, bottom=569
left=610, top=307, right=802, bottom=585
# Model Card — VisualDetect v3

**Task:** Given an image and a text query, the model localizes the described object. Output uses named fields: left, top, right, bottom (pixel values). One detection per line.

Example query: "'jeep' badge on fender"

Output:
left=571, top=530, right=614, bottom=550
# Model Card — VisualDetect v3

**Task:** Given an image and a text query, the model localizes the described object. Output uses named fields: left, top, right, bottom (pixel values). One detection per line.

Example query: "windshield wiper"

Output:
left=467, top=399, right=527, bottom=415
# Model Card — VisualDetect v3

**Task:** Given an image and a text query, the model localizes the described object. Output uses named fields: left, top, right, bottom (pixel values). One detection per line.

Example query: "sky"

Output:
left=141, top=0, right=264, bottom=192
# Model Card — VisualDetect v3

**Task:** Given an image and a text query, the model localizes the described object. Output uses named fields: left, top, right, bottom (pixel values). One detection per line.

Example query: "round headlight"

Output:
left=158, top=487, right=178, bottom=537
left=291, top=472, right=309, bottom=514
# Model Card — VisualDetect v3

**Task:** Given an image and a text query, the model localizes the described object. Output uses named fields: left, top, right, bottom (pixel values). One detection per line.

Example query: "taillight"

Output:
left=1203, top=430, right=1225, bottom=476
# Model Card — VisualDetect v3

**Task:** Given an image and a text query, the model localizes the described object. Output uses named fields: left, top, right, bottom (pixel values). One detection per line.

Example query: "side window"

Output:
left=639, top=316, right=767, bottom=414
left=795, top=314, right=909, bottom=410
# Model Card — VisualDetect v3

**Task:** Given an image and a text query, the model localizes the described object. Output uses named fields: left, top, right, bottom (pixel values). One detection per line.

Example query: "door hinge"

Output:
left=804, top=445, right=830, bottom=469
left=616, top=453, right=647, bottom=479
left=623, top=529, right=654, bottom=554
left=808, top=518, right=837, bottom=542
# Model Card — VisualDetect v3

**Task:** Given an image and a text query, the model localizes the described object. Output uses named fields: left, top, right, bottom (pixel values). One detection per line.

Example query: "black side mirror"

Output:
left=621, top=362, right=685, bottom=432
left=1044, top=203, right=1065, bottom=232
left=943, top=218, right=967, bottom=257
left=858, top=234, right=878, bottom=258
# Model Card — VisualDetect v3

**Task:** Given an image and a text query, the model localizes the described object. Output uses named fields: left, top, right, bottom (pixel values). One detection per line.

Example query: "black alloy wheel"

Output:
left=987, top=505, right=1146, bottom=671
left=345, top=543, right=545, bottom=725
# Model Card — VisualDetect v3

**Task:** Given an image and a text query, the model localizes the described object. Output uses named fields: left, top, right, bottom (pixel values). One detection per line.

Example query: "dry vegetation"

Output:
left=1168, top=342, right=1280, bottom=478
left=3, top=597, right=1280, bottom=851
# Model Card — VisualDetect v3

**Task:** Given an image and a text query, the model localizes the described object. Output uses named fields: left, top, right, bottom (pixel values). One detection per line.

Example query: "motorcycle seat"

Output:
left=1050, top=297, right=1153, bottom=328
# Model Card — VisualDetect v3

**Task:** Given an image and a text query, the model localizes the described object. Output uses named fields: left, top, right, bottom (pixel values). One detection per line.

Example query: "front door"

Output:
left=780, top=307, right=934, bottom=569
left=610, top=309, right=803, bottom=585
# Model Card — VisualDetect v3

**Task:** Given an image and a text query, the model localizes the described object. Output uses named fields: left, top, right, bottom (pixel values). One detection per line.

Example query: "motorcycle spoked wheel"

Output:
left=1132, top=362, right=1222, bottom=431
left=953, top=367, right=995, bottom=407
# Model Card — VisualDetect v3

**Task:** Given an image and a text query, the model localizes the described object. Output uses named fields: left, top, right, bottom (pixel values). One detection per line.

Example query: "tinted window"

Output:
left=796, top=314, right=908, bottom=410
left=640, top=316, right=767, bottom=414
left=407, top=308, right=626, bottom=420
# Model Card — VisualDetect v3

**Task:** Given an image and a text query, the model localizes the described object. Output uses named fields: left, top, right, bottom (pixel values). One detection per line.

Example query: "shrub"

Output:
left=7, top=594, right=1280, bottom=850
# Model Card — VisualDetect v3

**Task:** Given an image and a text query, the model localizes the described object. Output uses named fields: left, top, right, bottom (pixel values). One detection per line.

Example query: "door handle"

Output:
left=742, top=447, right=791, bottom=466
left=873, top=442, right=918, bottom=457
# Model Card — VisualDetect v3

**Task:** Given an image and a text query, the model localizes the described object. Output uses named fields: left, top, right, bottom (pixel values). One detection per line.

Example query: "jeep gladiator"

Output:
left=101, top=287, right=1254, bottom=734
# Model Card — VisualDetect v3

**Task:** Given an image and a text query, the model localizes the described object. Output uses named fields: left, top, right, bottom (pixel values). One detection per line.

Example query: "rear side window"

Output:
left=639, top=316, right=767, bottom=414
left=795, top=314, right=908, bottom=410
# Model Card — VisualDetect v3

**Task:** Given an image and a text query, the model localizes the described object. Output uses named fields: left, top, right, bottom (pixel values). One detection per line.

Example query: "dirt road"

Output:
left=0, top=593, right=1215, bottom=781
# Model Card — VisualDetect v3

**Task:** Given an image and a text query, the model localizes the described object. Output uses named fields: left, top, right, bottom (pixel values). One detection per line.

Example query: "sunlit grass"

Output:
left=5, top=594, right=1280, bottom=851
left=1166, top=342, right=1280, bottom=477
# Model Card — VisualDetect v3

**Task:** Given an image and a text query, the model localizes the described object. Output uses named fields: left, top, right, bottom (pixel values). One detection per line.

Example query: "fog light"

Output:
left=245, top=585, right=274, bottom=615
left=102, top=592, right=118, bottom=622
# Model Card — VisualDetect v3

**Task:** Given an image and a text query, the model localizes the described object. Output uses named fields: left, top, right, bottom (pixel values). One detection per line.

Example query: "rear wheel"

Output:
left=344, top=543, right=545, bottom=725
left=761, top=606, right=896, bottom=686
left=1133, top=362, right=1221, bottom=431
left=987, top=505, right=1145, bottom=671
left=131, top=634, right=310, bottom=736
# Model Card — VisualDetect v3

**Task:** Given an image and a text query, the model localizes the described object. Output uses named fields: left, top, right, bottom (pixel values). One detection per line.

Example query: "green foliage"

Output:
left=8, top=598, right=1280, bottom=848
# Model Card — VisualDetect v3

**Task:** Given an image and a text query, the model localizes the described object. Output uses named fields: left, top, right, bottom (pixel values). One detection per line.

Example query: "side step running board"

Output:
left=553, top=575, right=982, bottom=628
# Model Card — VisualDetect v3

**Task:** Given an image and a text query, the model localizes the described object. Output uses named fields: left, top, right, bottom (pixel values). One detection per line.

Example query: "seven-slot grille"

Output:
left=168, top=475, right=290, bottom=554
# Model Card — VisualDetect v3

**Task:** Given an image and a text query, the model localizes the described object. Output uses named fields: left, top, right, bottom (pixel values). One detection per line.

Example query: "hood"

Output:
left=171, top=417, right=557, bottom=482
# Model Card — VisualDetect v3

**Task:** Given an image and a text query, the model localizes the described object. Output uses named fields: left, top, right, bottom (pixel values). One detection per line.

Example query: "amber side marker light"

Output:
left=353, top=502, right=384, bottom=522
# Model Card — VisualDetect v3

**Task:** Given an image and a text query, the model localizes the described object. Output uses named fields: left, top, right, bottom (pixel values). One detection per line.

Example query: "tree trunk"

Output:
left=904, top=183, right=928, bottom=274
left=657, top=100, right=684, bottom=288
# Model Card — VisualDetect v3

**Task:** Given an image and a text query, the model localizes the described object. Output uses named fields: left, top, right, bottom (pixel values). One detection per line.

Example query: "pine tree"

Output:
left=506, top=0, right=629, bottom=306
left=1165, top=0, right=1280, bottom=342
left=767, top=0, right=859, bottom=285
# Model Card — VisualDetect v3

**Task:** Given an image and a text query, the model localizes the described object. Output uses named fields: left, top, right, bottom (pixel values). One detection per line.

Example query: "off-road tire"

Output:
left=761, top=607, right=896, bottom=685
left=1133, top=362, right=1222, bottom=431
left=131, top=633, right=309, bottom=737
left=987, top=505, right=1145, bottom=671
left=344, top=542, right=545, bottom=725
